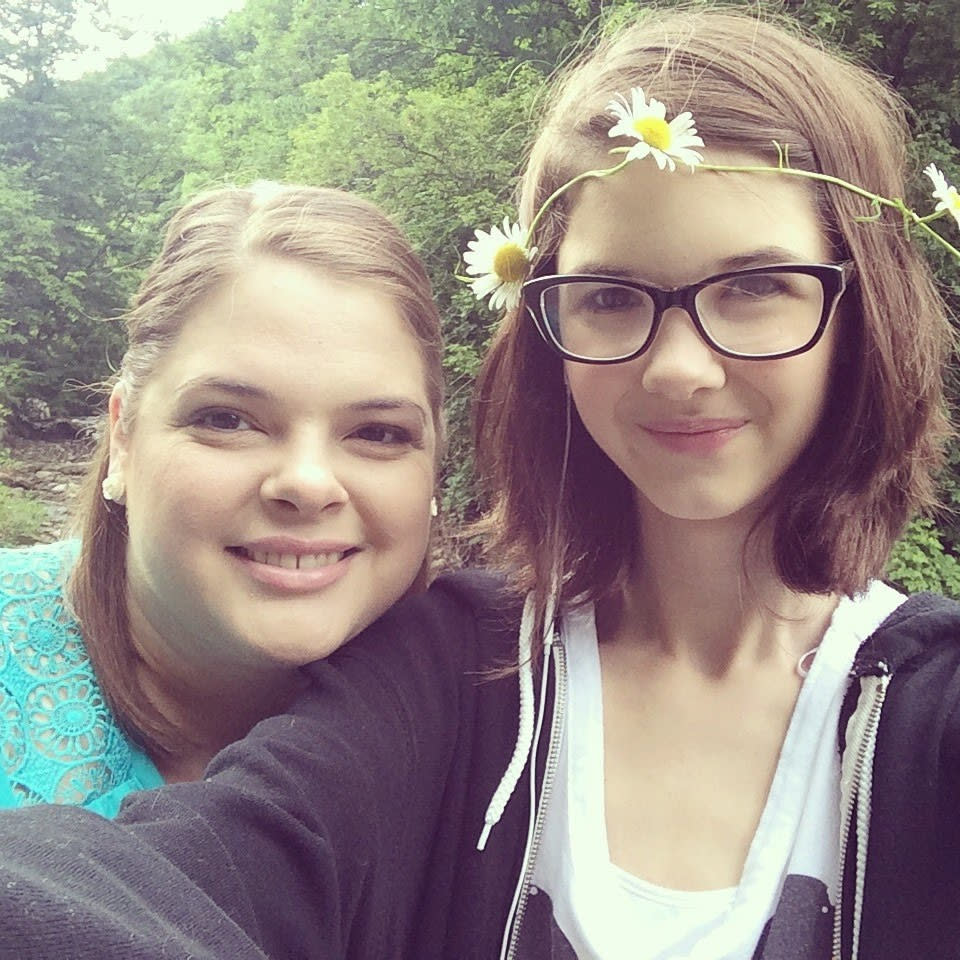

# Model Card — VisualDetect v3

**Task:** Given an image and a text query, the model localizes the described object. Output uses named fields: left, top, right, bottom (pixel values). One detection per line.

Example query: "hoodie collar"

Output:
left=852, top=591, right=960, bottom=677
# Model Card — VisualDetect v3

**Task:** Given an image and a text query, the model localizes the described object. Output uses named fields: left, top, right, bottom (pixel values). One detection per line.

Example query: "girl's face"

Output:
left=556, top=150, right=840, bottom=528
left=109, top=255, right=436, bottom=669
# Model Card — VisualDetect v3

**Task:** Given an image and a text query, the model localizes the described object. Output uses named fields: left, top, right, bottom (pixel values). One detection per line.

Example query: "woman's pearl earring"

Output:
left=101, top=473, right=126, bottom=506
left=430, top=497, right=438, bottom=517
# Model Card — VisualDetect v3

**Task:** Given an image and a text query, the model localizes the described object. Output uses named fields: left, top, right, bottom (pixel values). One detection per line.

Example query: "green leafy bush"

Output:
left=887, top=516, right=960, bottom=598
left=0, top=484, right=47, bottom=547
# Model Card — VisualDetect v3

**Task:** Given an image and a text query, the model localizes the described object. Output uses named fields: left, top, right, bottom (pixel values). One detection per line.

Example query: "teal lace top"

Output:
left=0, top=540, right=163, bottom=817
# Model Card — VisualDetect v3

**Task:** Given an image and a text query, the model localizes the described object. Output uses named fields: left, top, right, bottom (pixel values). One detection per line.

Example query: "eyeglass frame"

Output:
left=522, top=261, right=856, bottom=364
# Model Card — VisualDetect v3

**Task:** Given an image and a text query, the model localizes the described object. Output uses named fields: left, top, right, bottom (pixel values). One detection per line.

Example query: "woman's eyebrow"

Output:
left=175, top=377, right=271, bottom=401
left=346, top=398, right=427, bottom=424
left=174, top=380, right=428, bottom=423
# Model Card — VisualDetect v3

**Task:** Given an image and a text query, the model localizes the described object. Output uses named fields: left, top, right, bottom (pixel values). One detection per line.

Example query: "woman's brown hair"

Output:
left=475, top=6, right=953, bottom=626
left=69, top=182, right=444, bottom=758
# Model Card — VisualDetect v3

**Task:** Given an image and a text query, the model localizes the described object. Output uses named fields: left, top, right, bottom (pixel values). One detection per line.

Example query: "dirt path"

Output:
left=1, top=436, right=95, bottom=541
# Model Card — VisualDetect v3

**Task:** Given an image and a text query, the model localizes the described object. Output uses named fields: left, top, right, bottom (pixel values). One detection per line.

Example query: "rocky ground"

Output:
left=0, top=435, right=96, bottom=542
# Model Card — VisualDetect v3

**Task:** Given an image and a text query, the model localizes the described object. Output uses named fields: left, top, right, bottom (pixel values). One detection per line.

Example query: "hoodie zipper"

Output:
left=832, top=663, right=890, bottom=960
left=503, top=640, right=568, bottom=960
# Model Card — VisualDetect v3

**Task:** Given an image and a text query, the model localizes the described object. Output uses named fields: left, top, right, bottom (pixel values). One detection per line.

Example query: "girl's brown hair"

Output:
left=475, top=7, right=953, bottom=621
left=69, top=182, right=444, bottom=758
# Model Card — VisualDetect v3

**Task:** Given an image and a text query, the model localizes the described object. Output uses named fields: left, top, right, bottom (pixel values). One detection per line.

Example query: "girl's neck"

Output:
left=601, top=506, right=838, bottom=675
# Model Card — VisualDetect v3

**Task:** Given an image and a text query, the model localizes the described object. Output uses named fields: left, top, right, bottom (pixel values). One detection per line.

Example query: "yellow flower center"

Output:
left=492, top=242, right=530, bottom=284
left=949, top=190, right=960, bottom=211
left=632, top=116, right=672, bottom=151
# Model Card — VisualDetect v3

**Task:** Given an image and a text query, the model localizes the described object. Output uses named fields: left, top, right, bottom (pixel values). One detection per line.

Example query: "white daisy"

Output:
left=463, top=218, right=537, bottom=311
left=608, top=87, right=705, bottom=172
left=923, top=163, right=960, bottom=228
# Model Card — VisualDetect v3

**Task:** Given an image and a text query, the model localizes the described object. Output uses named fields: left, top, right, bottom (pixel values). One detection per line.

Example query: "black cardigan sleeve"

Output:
left=0, top=571, right=504, bottom=960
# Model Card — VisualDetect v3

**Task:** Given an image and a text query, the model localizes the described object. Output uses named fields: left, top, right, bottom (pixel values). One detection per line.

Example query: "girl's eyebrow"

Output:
left=563, top=246, right=815, bottom=282
left=559, top=262, right=639, bottom=279
left=713, top=246, right=814, bottom=272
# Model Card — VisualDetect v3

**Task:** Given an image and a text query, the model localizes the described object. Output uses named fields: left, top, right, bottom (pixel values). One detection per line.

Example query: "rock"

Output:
left=8, top=399, right=103, bottom=442
left=1, top=435, right=97, bottom=544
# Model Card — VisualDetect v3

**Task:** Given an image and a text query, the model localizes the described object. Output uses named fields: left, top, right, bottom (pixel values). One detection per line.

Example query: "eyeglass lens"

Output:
left=540, top=270, right=828, bottom=360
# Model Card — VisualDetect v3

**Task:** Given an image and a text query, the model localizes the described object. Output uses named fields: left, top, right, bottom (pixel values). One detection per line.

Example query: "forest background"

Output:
left=1, top=0, right=959, bottom=594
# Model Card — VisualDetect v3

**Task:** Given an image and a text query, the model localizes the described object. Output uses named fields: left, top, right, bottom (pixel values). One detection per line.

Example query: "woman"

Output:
left=0, top=9, right=957, bottom=960
left=0, top=182, right=441, bottom=814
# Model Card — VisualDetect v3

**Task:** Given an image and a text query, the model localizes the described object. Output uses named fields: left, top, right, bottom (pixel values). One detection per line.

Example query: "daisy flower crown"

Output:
left=462, top=87, right=960, bottom=312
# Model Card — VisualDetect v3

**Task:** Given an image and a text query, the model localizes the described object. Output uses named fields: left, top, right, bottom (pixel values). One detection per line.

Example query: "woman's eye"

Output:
left=352, top=423, right=413, bottom=445
left=193, top=410, right=252, bottom=432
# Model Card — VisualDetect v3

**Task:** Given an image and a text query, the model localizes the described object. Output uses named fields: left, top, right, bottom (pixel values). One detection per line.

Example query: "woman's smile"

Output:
left=238, top=548, right=352, bottom=569
left=228, top=544, right=358, bottom=594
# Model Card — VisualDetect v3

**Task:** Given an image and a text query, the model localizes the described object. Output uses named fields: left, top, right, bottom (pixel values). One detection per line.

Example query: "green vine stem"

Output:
left=460, top=149, right=959, bottom=292
left=699, top=161, right=960, bottom=262
left=455, top=156, right=633, bottom=285
left=525, top=153, right=633, bottom=244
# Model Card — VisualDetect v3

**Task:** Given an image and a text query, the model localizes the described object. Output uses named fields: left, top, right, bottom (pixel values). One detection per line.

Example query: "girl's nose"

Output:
left=639, top=306, right=727, bottom=399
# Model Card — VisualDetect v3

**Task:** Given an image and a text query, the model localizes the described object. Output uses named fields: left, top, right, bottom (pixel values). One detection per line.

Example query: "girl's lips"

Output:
left=640, top=419, right=747, bottom=455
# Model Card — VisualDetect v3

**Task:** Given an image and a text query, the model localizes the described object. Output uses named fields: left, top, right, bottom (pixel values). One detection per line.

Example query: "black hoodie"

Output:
left=0, top=573, right=956, bottom=959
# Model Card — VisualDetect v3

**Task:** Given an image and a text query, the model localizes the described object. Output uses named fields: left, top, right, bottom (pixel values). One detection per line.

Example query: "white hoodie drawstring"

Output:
left=476, top=584, right=559, bottom=852
left=476, top=592, right=536, bottom=851
left=479, top=389, right=571, bottom=855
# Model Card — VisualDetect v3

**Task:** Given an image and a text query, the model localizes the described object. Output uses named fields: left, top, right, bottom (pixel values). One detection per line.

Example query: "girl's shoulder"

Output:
left=299, top=567, right=523, bottom=726
left=370, top=567, right=522, bottom=663
left=855, top=587, right=960, bottom=675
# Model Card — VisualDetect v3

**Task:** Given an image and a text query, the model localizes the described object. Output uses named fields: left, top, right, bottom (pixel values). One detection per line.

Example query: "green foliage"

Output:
left=887, top=517, right=960, bottom=597
left=0, top=483, right=47, bottom=546
left=3, top=0, right=960, bottom=577
left=0, top=0, right=184, bottom=418
left=0, top=0, right=106, bottom=95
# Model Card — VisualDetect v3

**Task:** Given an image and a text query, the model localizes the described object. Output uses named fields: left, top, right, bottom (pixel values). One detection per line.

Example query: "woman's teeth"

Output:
left=247, top=550, right=344, bottom=569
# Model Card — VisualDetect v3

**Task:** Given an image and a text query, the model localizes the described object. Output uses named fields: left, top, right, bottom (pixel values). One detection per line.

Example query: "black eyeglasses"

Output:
left=523, top=262, right=854, bottom=363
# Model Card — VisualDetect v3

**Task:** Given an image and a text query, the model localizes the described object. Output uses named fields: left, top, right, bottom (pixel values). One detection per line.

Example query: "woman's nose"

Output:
left=260, top=441, right=349, bottom=516
left=639, top=306, right=727, bottom=399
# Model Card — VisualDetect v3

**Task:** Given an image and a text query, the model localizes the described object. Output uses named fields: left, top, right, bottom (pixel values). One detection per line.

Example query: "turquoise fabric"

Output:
left=0, top=540, right=163, bottom=815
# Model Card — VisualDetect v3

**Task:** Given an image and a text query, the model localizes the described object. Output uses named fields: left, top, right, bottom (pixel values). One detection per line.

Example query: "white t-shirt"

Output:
left=530, top=581, right=906, bottom=959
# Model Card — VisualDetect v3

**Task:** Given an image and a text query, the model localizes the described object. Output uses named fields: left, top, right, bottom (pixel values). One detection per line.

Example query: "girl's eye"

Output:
left=584, top=285, right=641, bottom=311
left=719, top=275, right=785, bottom=299
left=352, top=423, right=413, bottom=445
left=194, top=410, right=253, bottom=432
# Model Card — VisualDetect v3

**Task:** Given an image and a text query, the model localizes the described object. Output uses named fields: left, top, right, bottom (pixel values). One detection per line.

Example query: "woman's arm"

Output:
left=0, top=572, right=504, bottom=959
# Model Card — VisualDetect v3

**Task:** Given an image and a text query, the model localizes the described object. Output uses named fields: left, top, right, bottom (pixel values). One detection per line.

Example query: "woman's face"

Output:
left=109, top=255, right=437, bottom=668
left=556, top=150, right=840, bottom=528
